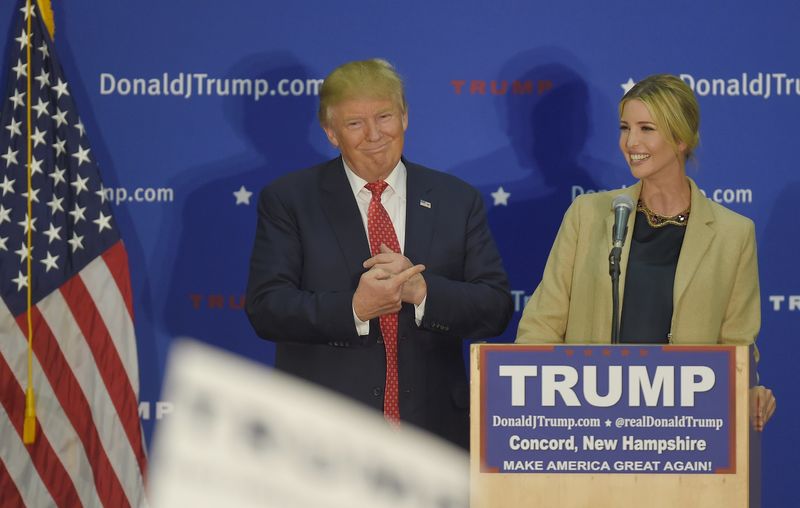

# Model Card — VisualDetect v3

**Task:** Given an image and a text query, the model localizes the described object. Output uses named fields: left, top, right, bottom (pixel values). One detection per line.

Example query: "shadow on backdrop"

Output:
left=157, top=53, right=329, bottom=374
left=450, top=49, right=619, bottom=341
left=757, top=181, right=800, bottom=508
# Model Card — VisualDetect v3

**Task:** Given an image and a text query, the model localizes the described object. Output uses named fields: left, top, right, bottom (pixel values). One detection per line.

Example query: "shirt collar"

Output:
left=342, top=158, right=406, bottom=200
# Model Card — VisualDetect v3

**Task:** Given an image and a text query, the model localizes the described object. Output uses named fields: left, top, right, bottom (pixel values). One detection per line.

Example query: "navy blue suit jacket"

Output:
left=245, top=157, right=512, bottom=448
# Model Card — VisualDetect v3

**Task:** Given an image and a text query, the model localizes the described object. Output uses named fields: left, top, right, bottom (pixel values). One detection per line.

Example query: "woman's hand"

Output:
left=749, top=385, right=776, bottom=432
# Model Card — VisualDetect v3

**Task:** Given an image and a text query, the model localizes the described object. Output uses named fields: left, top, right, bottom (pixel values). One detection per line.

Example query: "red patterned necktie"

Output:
left=364, top=180, right=401, bottom=424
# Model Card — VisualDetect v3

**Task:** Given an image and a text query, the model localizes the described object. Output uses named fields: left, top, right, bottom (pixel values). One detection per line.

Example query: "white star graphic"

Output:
left=621, top=77, right=636, bottom=94
left=12, top=58, right=26, bottom=79
left=74, top=120, right=85, bottom=137
left=490, top=186, right=511, bottom=206
left=6, top=117, right=22, bottom=138
left=43, top=223, right=61, bottom=244
left=52, top=78, right=70, bottom=99
left=38, top=41, right=49, bottom=59
left=34, top=69, right=50, bottom=88
left=12, top=270, right=28, bottom=291
left=0, top=203, right=11, bottom=223
left=93, top=211, right=112, bottom=233
left=0, top=235, right=8, bottom=252
left=72, top=145, right=91, bottom=166
left=605, top=419, right=612, bottom=427
left=40, top=252, right=59, bottom=273
left=50, top=166, right=66, bottom=185
left=68, top=232, right=84, bottom=252
left=32, top=97, right=50, bottom=118
left=31, top=127, right=46, bottom=147
left=52, top=138, right=66, bottom=156
left=69, top=204, right=87, bottom=223
left=9, top=89, right=25, bottom=109
left=234, top=185, right=253, bottom=205
left=0, top=175, right=15, bottom=195
left=71, top=174, right=90, bottom=194
left=47, top=195, right=64, bottom=214
left=52, top=108, right=68, bottom=128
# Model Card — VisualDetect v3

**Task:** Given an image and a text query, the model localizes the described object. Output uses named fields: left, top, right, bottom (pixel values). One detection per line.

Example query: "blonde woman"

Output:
left=516, top=74, right=775, bottom=429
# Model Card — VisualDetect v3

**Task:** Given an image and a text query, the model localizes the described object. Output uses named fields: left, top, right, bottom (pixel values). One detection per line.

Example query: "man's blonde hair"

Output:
left=620, top=74, right=700, bottom=160
left=318, top=59, right=406, bottom=125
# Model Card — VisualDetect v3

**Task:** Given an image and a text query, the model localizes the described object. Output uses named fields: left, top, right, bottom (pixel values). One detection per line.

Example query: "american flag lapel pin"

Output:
left=419, top=199, right=431, bottom=209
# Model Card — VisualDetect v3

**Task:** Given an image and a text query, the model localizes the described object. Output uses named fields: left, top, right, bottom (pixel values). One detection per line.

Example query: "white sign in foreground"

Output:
left=148, top=340, right=468, bottom=508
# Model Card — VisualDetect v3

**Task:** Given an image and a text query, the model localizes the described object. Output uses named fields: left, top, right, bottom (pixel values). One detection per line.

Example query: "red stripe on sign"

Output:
left=15, top=308, right=130, bottom=508
left=60, top=273, right=148, bottom=480
left=0, top=353, right=81, bottom=508
left=101, top=241, right=135, bottom=321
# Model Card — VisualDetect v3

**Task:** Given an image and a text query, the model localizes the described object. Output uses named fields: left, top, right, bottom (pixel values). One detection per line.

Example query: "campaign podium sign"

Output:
left=470, top=344, right=760, bottom=508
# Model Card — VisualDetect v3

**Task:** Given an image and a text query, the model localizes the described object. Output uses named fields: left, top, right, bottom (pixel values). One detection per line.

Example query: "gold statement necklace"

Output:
left=637, top=199, right=690, bottom=228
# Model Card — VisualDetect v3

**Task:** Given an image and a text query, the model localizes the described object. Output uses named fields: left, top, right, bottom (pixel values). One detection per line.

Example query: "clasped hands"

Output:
left=353, top=244, right=427, bottom=321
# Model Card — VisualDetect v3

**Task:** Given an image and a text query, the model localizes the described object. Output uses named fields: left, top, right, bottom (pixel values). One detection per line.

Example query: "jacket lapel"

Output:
left=319, top=158, right=372, bottom=280
left=402, top=162, right=435, bottom=264
left=673, top=177, right=715, bottom=307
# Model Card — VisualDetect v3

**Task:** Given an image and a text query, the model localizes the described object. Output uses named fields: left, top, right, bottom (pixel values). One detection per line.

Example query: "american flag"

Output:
left=0, top=1, right=148, bottom=506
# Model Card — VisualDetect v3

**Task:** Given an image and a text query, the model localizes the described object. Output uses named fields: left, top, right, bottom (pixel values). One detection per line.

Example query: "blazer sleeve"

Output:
left=516, top=198, right=581, bottom=343
left=418, top=188, right=513, bottom=339
left=719, top=220, right=761, bottom=347
left=245, top=185, right=362, bottom=345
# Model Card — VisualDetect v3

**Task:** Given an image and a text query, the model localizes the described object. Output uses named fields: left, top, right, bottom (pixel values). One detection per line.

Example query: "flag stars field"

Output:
left=1, top=2, right=146, bottom=503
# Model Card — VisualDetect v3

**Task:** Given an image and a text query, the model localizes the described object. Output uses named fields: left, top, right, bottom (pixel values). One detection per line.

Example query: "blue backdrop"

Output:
left=2, top=2, right=797, bottom=506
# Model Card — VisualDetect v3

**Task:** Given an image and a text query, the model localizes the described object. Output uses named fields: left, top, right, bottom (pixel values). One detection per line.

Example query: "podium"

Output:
left=470, top=344, right=760, bottom=507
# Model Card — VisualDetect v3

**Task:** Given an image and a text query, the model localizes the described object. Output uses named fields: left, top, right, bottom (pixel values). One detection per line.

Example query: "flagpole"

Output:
left=23, top=0, right=37, bottom=445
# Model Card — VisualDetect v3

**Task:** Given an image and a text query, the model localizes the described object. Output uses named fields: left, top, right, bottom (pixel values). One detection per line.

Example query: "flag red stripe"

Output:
left=0, top=353, right=81, bottom=508
left=15, top=308, right=130, bottom=508
left=60, top=274, right=148, bottom=479
left=0, top=459, right=26, bottom=508
left=101, top=241, right=135, bottom=321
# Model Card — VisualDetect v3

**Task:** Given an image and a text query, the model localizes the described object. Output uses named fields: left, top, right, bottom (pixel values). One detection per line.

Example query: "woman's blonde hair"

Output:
left=620, top=74, right=700, bottom=160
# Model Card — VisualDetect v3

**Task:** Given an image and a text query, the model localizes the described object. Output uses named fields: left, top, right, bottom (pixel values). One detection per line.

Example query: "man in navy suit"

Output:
left=245, top=59, right=512, bottom=448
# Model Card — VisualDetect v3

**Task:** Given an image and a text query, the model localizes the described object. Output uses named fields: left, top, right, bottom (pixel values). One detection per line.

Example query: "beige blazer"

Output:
left=516, top=178, right=760, bottom=346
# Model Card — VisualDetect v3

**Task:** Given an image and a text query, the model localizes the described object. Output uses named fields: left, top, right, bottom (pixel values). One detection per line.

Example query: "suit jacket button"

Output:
left=376, top=335, right=383, bottom=344
left=372, top=387, right=383, bottom=397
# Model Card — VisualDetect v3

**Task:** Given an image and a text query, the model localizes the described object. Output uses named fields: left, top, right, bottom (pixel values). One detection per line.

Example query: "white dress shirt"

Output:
left=343, top=158, right=426, bottom=335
